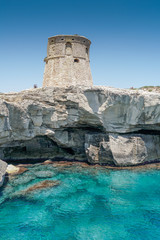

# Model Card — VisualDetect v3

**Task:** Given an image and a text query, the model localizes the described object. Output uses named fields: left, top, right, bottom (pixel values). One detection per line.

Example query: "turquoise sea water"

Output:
left=0, top=163, right=160, bottom=240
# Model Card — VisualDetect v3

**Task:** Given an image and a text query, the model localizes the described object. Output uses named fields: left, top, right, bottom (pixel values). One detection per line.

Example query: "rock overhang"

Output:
left=0, top=86, right=160, bottom=166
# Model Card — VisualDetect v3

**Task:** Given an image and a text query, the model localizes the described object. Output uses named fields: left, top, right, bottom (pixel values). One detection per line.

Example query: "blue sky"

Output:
left=0, top=0, right=160, bottom=92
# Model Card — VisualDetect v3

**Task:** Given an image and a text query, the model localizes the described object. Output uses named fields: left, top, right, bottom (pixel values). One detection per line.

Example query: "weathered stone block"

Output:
left=85, top=133, right=160, bottom=166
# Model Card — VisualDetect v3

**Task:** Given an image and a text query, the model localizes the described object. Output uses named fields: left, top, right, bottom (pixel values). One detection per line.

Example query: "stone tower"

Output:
left=43, top=35, right=93, bottom=87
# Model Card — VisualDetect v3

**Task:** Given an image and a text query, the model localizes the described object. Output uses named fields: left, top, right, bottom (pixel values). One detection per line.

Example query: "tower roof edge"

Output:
left=48, top=35, right=91, bottom=44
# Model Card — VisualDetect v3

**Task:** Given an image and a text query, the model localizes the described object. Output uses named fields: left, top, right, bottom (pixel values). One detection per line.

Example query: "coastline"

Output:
left=15, top=160, right=160, bottom=172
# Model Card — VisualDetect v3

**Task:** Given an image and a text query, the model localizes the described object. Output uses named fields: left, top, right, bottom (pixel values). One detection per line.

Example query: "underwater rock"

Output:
left=20, top=180, right=60, bottom=195
left=34, top=170, right=55, bottom=178
left=52, top=161, right=74, bottom=167
left=103, top=162, right=160, bottom=170
left=0, top=159, right=8, bottom=187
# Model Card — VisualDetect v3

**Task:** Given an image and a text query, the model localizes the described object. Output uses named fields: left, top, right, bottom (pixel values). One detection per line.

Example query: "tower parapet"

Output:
left=43, top=35, right=93, bottom=87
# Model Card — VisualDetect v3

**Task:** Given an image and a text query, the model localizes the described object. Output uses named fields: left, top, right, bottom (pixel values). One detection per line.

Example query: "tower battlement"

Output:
left=43, top=35, right=93, bottom=88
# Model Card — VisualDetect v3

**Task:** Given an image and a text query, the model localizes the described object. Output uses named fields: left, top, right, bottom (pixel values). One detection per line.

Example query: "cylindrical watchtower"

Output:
left=43, top=35, right=93, bottom=87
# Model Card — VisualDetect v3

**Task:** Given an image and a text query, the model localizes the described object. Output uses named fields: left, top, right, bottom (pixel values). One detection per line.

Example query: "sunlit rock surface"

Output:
left=0, top=159, right=7, bottom=186
left=85, top=133, right=160, bottom=166
left=0, top=86, right=160, bottom=166
left=6, top=164, right=28, bottom=175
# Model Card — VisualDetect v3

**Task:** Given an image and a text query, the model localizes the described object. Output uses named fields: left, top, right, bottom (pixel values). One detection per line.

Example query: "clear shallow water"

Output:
left=0, top=163, right=160, bottom=240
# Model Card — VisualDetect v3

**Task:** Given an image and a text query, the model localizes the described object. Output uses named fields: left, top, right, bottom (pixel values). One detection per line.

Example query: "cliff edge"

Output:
left=0, top=86, right=160, bottom=166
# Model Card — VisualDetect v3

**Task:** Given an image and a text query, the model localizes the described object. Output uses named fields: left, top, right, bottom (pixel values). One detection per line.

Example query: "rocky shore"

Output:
left=0, top=86, right=160, bottom=167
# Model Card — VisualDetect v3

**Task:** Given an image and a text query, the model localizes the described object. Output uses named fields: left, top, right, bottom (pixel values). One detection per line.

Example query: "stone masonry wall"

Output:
left=43, top=35, right=93, bottom=87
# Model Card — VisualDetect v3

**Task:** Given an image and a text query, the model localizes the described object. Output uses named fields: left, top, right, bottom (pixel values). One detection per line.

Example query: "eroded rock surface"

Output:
left=85, top=133, right=160, bottom=166
left=0, top=86, right=160, bottom=166
left=0, top=159, right=8, bottom=187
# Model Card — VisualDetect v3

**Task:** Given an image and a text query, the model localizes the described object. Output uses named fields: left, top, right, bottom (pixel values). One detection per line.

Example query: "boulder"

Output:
left=0, top=159, right=8, bottom=187
left=6, top=164, right=28, bottom=175
left=85, top=133, right=160, bottom=166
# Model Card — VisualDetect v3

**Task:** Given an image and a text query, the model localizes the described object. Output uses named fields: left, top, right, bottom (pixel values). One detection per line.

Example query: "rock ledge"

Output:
left=0, top=86, right=160, bottom=166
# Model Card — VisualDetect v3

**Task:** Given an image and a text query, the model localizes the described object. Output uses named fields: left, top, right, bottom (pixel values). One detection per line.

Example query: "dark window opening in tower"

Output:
left=66, top=42, right=72, bottom=48
left=66, top=42, right=72, bottom=55
left=86, top=48, right=88, bottom=54
left=74, top=59, right=79, bottom=63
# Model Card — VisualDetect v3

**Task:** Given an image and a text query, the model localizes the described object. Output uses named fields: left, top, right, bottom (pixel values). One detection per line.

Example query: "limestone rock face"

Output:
left=0, top=86, right=160, bottom=166
left=0, top=159, right=8, bottom=187
left=85, top=133, right=160, bottom=166
left=85, top=134, right=114, bottom=165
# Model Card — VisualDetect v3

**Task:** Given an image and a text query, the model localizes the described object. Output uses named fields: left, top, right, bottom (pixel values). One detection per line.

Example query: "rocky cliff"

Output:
left=0, top=86, right=160, bottom=166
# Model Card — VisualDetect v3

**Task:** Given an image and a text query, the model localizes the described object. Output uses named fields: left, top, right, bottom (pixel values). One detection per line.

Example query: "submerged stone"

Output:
left=34, top=170, right=55, bottom=178
left=1, top=163, right=160, bottom=239
left=20, top=180, right=60, bottom=195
